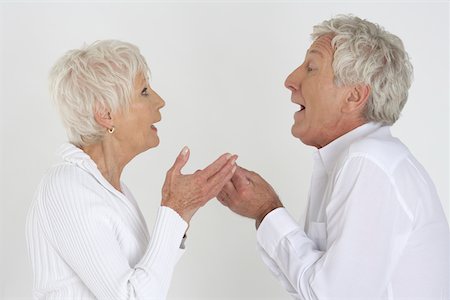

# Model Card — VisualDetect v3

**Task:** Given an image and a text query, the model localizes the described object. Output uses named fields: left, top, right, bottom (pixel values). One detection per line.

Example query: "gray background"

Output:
left=1, top=1, right=448, bottom=299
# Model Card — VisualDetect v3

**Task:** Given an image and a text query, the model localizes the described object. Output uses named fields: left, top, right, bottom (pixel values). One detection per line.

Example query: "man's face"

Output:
left=285, top=35, right=352, bottom=148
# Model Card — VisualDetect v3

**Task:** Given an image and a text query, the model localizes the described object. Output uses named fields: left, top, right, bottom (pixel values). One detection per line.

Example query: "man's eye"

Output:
left=141, top=88, right=149, bottom=96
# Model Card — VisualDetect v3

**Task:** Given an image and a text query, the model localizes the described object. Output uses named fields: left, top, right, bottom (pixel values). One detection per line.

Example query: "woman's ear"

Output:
left=342, top=84, right=371, bottom=113
left=93, top=104, right=113, bottom=129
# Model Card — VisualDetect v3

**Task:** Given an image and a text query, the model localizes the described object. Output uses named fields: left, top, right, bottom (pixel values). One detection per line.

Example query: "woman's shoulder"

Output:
left=41, top=162, right=94, bottom=187
left=35, top=162, right=107, bottom=209
left=28, top=162, right=115, bottom=243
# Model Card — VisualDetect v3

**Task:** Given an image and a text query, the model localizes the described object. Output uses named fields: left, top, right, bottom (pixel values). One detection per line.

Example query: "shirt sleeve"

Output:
left=256, top=156, right=413, bottom=299
left=37, top=170, right=188, bottom=300
left=256, top=243, right=302, bottom=299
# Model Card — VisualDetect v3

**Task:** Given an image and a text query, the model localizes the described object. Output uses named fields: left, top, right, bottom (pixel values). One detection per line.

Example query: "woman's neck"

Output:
left=81, top=140, right=133, bottom=193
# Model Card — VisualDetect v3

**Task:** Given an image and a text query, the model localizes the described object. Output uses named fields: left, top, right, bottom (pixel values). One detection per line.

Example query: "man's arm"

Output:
left=217, top=166, right=283, bottom=228
left=218, top=160, right=412, bottom=299
left=217, top=166, right=304, bottom=298
left=257, top=243, right=303, bottom=298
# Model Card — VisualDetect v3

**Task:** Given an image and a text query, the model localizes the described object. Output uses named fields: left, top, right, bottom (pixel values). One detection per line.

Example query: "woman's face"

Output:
left=112, top=73, right=165, bottom=155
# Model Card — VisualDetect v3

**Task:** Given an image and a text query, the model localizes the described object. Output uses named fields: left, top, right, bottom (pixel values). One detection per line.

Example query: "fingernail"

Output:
left=225, top=153, right=232, bottom=159
left=181, top=146, right=189, bottom=156
left=230, top=157, right=237, bottom=165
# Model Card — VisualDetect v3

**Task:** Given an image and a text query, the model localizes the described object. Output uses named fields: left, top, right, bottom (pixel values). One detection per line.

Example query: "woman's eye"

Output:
left=141, top=87, right=149, bottom=96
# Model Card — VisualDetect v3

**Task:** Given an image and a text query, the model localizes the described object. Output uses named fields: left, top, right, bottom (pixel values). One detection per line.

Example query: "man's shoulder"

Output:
left=345, top=127, right=410, bottom=172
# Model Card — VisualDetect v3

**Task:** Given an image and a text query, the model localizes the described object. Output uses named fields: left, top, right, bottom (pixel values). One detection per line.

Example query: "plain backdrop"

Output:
left=0, top=1, right=448, bottom=299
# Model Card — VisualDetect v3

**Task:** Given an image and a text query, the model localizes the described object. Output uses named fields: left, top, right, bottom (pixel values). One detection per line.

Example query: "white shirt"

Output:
left=257, top=122, right=450, bottom=299
left=26, top=143, right=188, bottom=300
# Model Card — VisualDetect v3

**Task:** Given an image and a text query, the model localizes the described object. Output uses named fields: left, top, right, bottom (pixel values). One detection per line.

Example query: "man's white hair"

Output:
left=49, top=40, right=150, bottom=146
left=312, top=15, right=413, bottom=125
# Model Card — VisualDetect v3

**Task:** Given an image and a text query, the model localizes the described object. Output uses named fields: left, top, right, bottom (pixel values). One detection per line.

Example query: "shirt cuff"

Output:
left=138, top=206, right=188, bottom=269
left=160, top=206, right=188, bottom=249
left=256, top=207, right=300, bottom=257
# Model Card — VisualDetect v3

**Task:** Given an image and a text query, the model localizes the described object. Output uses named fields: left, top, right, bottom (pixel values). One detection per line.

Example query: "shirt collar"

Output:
left=316, top=122, right=384, bottom=175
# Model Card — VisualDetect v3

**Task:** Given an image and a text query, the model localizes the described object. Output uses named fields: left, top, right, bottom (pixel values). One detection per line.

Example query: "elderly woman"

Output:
left=26, top=40, right=237, bottom=299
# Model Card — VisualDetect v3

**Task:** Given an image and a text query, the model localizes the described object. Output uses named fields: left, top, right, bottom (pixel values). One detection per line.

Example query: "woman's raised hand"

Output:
left=161, top=146, right=237, bottom=223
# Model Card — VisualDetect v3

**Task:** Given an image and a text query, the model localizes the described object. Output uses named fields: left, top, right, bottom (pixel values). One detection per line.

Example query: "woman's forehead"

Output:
left=135, top=73, right=148, bottom=85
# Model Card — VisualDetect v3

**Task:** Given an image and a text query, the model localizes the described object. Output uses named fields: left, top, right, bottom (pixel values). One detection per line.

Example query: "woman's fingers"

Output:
left=201, top=152, right=233, bottom=179
left=163, top=150, right=239, bottom=222
left=170, top=146, right=190, bottom=175
left=206, top=155, right=238, bottom=198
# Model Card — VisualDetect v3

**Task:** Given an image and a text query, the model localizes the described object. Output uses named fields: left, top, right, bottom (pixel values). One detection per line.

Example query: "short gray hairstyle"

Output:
left=49, top=40, right=150, bottom=146
left=312, top=15, right=413, bottom=125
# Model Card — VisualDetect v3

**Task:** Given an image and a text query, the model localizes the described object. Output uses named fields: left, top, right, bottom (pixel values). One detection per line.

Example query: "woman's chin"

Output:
left=137, top=138, right=160, bottom=154
left=148, top=137, right=160, bottom=149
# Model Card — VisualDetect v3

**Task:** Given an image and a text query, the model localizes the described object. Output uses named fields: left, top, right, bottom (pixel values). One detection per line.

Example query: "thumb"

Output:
left=171, top=146, right=190, bottom=174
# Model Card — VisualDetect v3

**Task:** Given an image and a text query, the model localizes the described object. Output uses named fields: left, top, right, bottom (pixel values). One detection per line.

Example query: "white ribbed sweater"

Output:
left=26, top=143, right=188, bottom=299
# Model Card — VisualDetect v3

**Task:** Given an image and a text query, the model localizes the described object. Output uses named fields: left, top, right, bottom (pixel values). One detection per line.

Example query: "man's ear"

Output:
left=342, top=85, right=371, bottom=113
left=93, top=104, right=113, bottom=129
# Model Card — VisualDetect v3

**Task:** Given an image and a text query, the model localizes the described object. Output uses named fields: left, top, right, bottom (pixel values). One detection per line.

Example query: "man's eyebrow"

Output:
left=307, top=49, right=324, bottom=57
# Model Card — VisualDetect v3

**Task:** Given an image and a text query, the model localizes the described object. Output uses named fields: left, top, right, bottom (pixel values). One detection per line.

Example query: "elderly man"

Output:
left=218, top=15, right=449, bottom=299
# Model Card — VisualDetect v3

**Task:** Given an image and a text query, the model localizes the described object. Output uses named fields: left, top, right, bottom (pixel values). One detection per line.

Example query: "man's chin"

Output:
left=291, top=127, right=316, bottom=147
left=291, top=126, right=302, bottom=140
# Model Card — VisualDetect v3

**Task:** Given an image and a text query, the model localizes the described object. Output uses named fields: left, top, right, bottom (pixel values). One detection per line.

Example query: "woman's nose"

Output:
left=158, top=95, right=165, bottom=110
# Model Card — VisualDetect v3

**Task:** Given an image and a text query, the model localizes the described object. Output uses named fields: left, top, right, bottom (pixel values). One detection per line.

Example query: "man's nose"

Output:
left=284, top=66, right=302, bottom=91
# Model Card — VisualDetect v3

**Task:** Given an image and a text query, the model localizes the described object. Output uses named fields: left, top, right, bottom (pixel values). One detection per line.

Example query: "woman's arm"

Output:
left=38, top=148, right=237, bottom=299
left=39, top=168, right=186, bottom=299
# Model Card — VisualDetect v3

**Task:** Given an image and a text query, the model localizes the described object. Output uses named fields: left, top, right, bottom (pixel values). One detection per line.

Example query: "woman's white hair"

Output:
left=312, top=15, right=413, bottom=125
left=49, top=40, right=150, bottom=146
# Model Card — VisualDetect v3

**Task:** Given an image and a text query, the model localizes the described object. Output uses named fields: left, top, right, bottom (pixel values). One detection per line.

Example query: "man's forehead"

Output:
left=307, top=35, right=334, bottom=57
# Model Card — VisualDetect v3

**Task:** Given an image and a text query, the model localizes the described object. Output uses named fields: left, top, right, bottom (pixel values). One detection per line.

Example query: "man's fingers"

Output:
left=235, top=165, right=260, bottom=182
left=222, top=180, right=237, bottom=195
left=201, top=153, right=233, bottom=179
left=217, top=190, right=229, bottom=206
left=237, top=165, right=252, bottom=173
left=170, top=146, right=190, bottom=174
left=217, top=180, right=236, bottom=206
left=231, top=166, right=252, bottom=190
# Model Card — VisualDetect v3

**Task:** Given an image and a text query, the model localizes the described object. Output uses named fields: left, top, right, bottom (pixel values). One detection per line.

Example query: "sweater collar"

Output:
left=57, top=143, right=126, bottom=197
left=315, top=122, right=385, bottom=175
left=58, top=142, right=92, bottom=165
